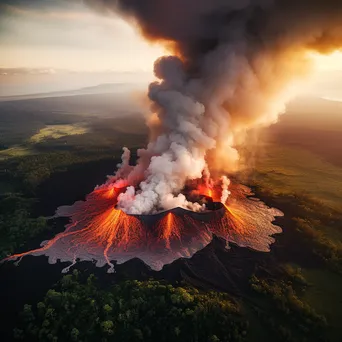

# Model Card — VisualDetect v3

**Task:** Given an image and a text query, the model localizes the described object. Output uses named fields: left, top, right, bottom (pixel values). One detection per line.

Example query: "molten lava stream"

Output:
left=2, top=221, right=88, bottom=264
left=64, top=208, right=144, bottom=273
left=157, top=213, right=181, bottom=250
left=101, top=209, right=129, bottom=273
left=224, top=204, right=246, bottom=233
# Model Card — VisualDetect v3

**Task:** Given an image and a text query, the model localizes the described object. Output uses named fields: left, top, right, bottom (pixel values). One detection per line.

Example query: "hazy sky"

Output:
left=0, top=0, right=165, bottom=72
left=0, top=0, right=342, bottom=97
left=1, top=0, right=341, bottom=72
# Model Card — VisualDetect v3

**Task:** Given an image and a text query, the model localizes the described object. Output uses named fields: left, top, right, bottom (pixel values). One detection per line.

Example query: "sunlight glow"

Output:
left=309, top=51, right=342, bottom=71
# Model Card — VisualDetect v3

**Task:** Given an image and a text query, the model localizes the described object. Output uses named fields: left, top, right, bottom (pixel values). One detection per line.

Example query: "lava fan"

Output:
left=3, top=180, right=282, bottom=273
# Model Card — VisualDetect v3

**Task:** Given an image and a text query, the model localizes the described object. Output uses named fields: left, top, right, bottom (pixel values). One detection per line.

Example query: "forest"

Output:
left=14, top=273, right=248, bottom=342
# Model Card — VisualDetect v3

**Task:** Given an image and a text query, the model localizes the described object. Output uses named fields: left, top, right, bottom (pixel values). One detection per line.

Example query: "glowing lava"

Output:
left=2, top=180, right=283, bottom=273
left=158, top=213, right=180, bottom=250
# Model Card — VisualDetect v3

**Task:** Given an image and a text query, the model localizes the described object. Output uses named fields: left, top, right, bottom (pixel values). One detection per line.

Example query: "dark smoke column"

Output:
left=85, top=0, right=342, bottom=64
left=84, top=0, right=342, bottom=215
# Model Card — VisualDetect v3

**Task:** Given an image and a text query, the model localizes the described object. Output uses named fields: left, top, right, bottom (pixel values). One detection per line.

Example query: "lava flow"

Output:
left=2, top=179, right=283, bottom=273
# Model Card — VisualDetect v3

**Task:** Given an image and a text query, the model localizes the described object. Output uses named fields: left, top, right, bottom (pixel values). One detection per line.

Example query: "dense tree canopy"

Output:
left=0, top=194, right=47, bottom=259
left=15, top=272, right=248, bottom=342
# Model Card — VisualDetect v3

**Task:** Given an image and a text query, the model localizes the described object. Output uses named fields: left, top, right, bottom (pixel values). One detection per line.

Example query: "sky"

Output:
left=0, top=0, right=165, bottom=72
left=0, top=0, right=342, bottom=97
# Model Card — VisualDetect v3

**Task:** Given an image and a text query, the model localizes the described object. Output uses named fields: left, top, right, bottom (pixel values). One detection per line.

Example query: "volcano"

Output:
left=3, top=181, right=283, bottom=273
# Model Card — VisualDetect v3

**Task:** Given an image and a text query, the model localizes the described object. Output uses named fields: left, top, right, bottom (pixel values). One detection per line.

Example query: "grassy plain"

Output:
left=0, top=146, right=35, bottom=161
left=29, top=124, right=89, bottom=143
left=254, top=143, right=342, bottom=212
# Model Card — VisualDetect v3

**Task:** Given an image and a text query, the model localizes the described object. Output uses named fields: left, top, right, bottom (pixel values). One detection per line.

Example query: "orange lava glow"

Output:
left=3, top=222, right=87, bottom=264
left=2, top=181, right=283, bottom=272
left=196, top=184, right=213, bottom=198
left=223, top=204, right=246, bottom=234
left=4, top=187, right=143, bottom=272
left=158, top=213, right=181, bottom=250
left=224, top=204, right=243, bottom=223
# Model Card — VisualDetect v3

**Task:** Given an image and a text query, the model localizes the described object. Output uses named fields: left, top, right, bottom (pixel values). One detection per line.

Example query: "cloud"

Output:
left=0, top=2, right=101, bottom=22
left=0, top=68, right=57, bottom=75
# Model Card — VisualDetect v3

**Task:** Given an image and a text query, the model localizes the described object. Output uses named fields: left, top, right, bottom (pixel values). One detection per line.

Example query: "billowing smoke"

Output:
left=85, top=0, right=342, bottom=214
left=220, top=176, right=231, bottom=204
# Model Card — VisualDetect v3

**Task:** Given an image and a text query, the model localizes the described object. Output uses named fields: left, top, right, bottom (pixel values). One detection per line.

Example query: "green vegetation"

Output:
left=252, top=144, right=342, bottom=212
left=250, top=142, right=342, bottom=274
left=29, top=124, right=89, bottom=143
left=0, top=194, right=47, bottom=258
left=0, top=146, right=35, bottom=161
left=14, top=151, right=115, bottom=190
left=15, top=272, right=248, bottom=342
left=240, top=140, right=342, bottom=342
left=301, top=268, right=342, bottom=341
left=250, top=183, right=342, bottom=274
left=249, top=269, right=327, bottom=342
left=0, top=110, right=146, bottom=190
left=294, top=216, right=342, bottom=274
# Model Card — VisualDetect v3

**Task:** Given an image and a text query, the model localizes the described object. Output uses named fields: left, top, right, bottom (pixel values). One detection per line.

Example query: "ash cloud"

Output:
left=84, top=0, right=342, bottom=214
left=85, top=0, right=342, bottom=58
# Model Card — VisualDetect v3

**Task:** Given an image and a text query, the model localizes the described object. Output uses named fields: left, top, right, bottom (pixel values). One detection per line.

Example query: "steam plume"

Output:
left=84, top=0, right=342, bottom=214
left=220, top=176, right=231, bottom=204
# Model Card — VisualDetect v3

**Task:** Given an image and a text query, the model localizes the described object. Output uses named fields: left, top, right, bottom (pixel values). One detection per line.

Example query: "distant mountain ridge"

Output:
left=0, top=82, right=144, bottom=102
